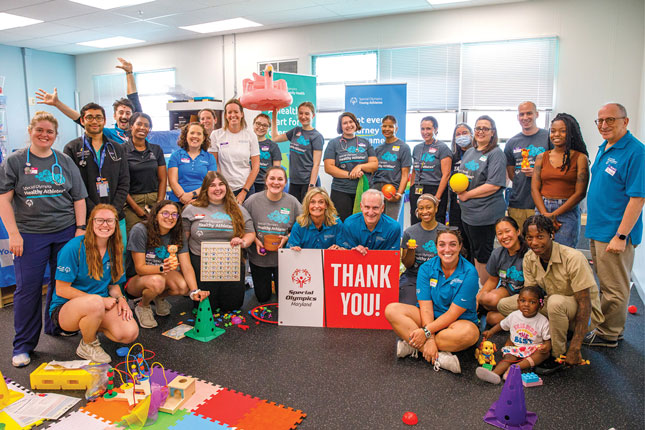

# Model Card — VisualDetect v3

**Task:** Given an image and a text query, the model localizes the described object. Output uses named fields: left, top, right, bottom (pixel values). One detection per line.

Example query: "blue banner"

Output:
left=345, top=84, right=407, bottom=147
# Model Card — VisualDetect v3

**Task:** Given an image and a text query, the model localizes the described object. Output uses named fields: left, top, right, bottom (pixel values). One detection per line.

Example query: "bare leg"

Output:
left=434, top=320, right=480, bottom=352
left=474, top=260, right=489, bottom=285
left=99, top=306, right=139, bottom=344
left=58, top=295, right=106, bottom=343
left=385, top=302, right=423, bottom=343
left=126, top=274, right=166, bottom=306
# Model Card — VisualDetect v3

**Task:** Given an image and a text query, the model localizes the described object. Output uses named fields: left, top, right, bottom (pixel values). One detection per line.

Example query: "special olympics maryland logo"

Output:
left=291, top=269, right=312, bottom=288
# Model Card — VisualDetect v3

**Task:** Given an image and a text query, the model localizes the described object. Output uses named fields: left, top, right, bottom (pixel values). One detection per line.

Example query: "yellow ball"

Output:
left=449, top=173, right=469, bottom=193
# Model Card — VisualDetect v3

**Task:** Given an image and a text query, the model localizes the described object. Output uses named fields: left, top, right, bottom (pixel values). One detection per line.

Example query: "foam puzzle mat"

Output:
left=29, top=368, right=307, bottom=430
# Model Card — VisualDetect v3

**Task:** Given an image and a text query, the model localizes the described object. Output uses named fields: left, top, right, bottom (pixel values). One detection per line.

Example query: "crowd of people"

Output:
left=1, top=59, right=642, bottom=379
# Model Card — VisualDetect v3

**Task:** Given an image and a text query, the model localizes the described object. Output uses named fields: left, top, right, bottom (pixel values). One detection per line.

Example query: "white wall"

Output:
left=75, top=0, right=644, bottom=159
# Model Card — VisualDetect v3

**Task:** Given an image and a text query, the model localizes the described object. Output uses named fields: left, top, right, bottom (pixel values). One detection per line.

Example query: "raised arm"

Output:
left=35, top=88, right=81, bottom=122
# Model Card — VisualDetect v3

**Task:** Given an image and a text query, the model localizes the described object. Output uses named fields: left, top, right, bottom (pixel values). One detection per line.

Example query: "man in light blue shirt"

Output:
left=338, top=189, right=401, bottom=254
left=584, top=103, right=645, bottom=348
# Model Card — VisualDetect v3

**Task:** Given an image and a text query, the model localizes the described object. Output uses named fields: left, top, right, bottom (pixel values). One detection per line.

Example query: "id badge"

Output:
left=415, top=187, right=423, bottom=195
left=96, top=178, right=109, bottom=197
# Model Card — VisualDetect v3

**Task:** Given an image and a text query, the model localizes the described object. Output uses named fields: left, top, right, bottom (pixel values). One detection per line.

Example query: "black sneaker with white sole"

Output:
left=535, top=356, right=565, bottom=375
left=582, top=331, right=618, bottom=348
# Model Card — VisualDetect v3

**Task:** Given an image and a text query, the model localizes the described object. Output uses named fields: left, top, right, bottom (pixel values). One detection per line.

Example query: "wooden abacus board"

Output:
left=200, top=242, right=241, bottom=282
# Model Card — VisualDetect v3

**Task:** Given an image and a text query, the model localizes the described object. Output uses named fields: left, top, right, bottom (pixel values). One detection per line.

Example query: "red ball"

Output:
left=382, top=184, right=396, bottom=199
left=402, top=411, right=418, bottom=426
left=628, top=305, right=637, bottom=314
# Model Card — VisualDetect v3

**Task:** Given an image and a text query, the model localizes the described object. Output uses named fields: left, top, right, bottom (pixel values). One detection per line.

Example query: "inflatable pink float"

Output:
left=240, top=65, right=292, bottom=111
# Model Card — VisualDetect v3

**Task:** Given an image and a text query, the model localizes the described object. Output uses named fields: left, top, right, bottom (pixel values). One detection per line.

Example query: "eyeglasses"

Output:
left=594, top=117, right=625, bottom=126
left=254, top=123, right=270, bottom=128
left=160, top=211, right=179, bottom=219
left=474, top=127, right=492, bottom=133
left=83, top=115, right=104, bottom=123
left=94, top=218, right=116, bottom=226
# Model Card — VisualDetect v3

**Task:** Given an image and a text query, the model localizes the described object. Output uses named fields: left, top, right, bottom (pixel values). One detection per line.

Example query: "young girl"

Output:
left=271, top=102, right=324, bottom=202
left=476, top=286, right=551, bottom=384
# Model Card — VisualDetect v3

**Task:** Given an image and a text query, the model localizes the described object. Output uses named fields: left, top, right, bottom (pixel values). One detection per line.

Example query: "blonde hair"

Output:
left=297, top=188, right=339, bottom=227
left=85, top=204, right=124, bottom=283
left=223, top=99, right=247, bottom=130
left=29, top=111, right=58, bottom=135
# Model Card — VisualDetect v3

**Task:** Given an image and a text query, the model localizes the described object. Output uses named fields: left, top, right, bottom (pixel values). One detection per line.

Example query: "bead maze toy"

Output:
left=250, top=303, right=279, bottom=324
left=30, top=362, right=93, bottom=390
left=555, top=354, right=590, bottom=365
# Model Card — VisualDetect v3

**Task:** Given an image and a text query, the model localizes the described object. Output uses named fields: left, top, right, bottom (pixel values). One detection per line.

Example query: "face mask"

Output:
left=455, top=135, right=471, bottom=148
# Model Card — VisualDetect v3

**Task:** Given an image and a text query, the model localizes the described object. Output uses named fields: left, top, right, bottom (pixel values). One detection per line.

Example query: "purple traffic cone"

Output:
left=483, top=364, right=538, bottom=429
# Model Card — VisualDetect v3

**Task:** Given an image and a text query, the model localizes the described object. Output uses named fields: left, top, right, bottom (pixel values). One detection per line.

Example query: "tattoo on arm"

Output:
left=571, top=288, right=591, bottom=347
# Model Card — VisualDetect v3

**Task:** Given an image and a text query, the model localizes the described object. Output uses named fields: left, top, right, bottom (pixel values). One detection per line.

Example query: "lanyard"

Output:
left=418, top=141, right=436, bottom=175
left=83, top=135, right=107, bottom=177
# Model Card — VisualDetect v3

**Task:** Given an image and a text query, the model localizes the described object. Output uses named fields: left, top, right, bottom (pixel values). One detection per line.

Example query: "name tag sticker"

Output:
left=392, top=146, right=400, bottom=152
left=513, top=148, right=522, bottom=153
left=605, top=166, right=616, bottom=176
left=194, top=214, right=205, bottom=219
left=261, top=146, right=269, bottom=151
left=220, top=141, right=229, bottom=146
left=479, top=156, right=488, bottom=162
left=430, top=278, right=438, bottom=288
left=279, top=208, right=291, bottom=215
left=180, top=157, right=190, bottom=163
left=429, top=148, right=437, bottom=153
left=499, top=270, right=507, bottom=278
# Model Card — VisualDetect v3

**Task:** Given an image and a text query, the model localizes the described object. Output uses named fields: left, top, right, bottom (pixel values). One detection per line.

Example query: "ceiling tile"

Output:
left=47, top=28, right=116, bottom=43
left=94, top=19, right=169, bottom=37
left=53, top=11, right=140, bottom=29
left=0, top=22, right=79, bottom=40
left=247, top=6, right=340, bottom=26
left=0, top=0, right=46, bottom=13
left=111, top=0, right=209, bottom=21
left=5, top=0, right=96, bottom=20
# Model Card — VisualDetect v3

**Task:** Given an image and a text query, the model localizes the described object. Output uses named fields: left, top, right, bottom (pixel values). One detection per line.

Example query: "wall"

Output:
left=75, top=0, right=644, bottom=160
left=0, top=45, right=77, bottom=151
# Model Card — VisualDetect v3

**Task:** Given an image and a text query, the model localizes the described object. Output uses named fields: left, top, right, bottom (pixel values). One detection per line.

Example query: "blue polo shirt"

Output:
left=586, top=131, right=645, bottom=245
left=338, top=213, right=401, bottom=250
left=167, top=148, right=217, bottom=201
left=50, top=236, right=125, bottom=315
left=286, top=218, right=343, bottom=249
left=416, top=255, right=478, bottom=324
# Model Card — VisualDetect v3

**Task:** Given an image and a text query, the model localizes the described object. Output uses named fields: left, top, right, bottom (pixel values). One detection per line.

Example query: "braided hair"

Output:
left=522, top=215, right=555, bottom=237
left=551, top=113, right=588, bottom=172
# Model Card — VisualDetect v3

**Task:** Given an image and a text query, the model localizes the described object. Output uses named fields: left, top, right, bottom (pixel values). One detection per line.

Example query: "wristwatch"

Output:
left=159, top=265, right=164, bottom=273
left=308, top=184, right=315, bottom=188
left=615, top=233, right=627, bottom=240
left=76, top=224, right=87, bottom=230
left=192, top=191, right=197, bottom=199
left=422, top=327, right=433, bottom=339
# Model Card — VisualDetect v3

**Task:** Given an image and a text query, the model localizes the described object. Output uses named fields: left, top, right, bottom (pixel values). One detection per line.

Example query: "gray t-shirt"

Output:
left=323, top=136, right=376, bottom=194
left=412, top=141, right=453, bottom=186
left=458, top=146, right=507, bottom=226
left=486, top=246, right=525, bottom=295
left=372, top=139, right=412, bottom=187
left=125, top=222, right=188, bottom=278
left=0, top=148, right=87, bottom=234
left=256, top=139, right=282, bottom=184
left=286, top=127, right=324, bottom=185
left=401, top=222, right=445, bottom=278
left=182, top=202, right=254, bottom=255
left=243, top=192, right=301, bottom=267
left=504, top=129, right=551, bottom=209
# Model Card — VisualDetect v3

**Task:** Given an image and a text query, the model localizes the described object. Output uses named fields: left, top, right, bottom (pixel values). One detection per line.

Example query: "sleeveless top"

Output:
left=540, top=150, right=580, bottom=199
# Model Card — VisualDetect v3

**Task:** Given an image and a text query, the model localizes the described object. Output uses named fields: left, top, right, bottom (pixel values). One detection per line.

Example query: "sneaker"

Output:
left=617, top=332, right=624, bottom=341
left=135, top=304, right=158, bottom=328
left=476, top=366, right=501, bottom=384
left=535, top=356, right=565, bottom=375
left=436, top=351, right=461, bottom=374
left=12, top=353, right=30, bottom=368
left=583, top=330, right=618, bottom=347
left=396, top=339, right=418, bottom=358
left=60, top=330, right=79, bottom=337
left=153, top=297, right=171, bottom=316
left=76, top=339, right=111, bottom=363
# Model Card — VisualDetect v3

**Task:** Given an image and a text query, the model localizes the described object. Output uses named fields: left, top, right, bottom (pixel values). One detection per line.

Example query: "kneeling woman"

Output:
left=126, top=200, right=209, bottom=328
left=50, top=205, right=138, bottom=363
left=286, top=187, right=342, bottom=251
left=385, top=229, right=480, bottom=373
left=182, top=172, right=256, bottom=311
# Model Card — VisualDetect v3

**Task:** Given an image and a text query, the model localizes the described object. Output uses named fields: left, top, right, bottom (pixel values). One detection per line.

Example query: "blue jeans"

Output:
left=540, top=198, right=580, bottom=248
left=13, top=224, right=76, bottom=355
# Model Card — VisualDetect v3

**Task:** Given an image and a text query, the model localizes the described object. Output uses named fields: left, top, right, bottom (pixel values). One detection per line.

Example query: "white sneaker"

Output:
left=153, top=297, right=171, bottom=316
left=476, top=366, right=501, bottom=384
left=76, top=339, right=111, bottom=363
left=12, top=353, right=30, bottom=367
left=436, top=351, right=461, bottom=374
left=135, top=304, right=158, bottom=328
left=396, top=339, right=418, bottom=358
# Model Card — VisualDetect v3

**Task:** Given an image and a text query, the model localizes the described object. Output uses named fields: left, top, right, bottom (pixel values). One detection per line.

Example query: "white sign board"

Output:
left=278, top=249, right=325, bottom=327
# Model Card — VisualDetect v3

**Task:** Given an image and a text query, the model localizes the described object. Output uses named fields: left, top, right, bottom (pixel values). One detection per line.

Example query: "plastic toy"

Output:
left=250, top=303, right=279, bottom=324
left=30, top=362, right=93, bottom=390
left=402, top=411, right=418, bottom=425
left=554, top=354, right=590, bottom=365
left=449, top=173, right=469, bottom=193
left=483, top=364, right=537, bottom=430
left=521, top=372, right=543, bottom=387
left=521, top=148, right=530, bottom=169
left=159, top=376, right=196, bottom=414
left=475, top=340, right=497, bottom=366
left=0, top=370, right=24, bottom=409
left=628, top=305, right=637, bottom=314
left=407, top=239, right=416, bottom=248
left=381, top=184, right=396, bottom=199
left=167, top=245, right=178, bottom=270
left=482, top=363, right=493, bottom=371
left=240, top=64, right=293, bottom=111
left=185, top=297, right=225, bottom=342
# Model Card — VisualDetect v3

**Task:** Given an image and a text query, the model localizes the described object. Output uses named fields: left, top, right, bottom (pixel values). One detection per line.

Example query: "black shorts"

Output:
left=462, top=222, right=496, bottom=264
left=50, top=304, right=78, bottom=335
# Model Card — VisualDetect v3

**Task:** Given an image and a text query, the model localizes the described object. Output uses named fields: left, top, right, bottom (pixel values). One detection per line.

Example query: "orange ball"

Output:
left=382, top=184, right=397, bottom=199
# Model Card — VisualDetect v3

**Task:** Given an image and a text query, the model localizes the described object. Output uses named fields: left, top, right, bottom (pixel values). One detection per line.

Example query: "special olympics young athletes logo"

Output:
left=291, top=269, right=311, bottom=288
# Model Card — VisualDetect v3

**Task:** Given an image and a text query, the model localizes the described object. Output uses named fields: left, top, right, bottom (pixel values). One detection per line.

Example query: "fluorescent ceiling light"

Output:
left=78, top=36, right=145, bottom=48
left=427, top=0, right=471, bottom=5
left=68, top=0, right=155, bottom=10
left=180, top=17, right=262, bottom=34
left=0, top=13, right=43, bottom=31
